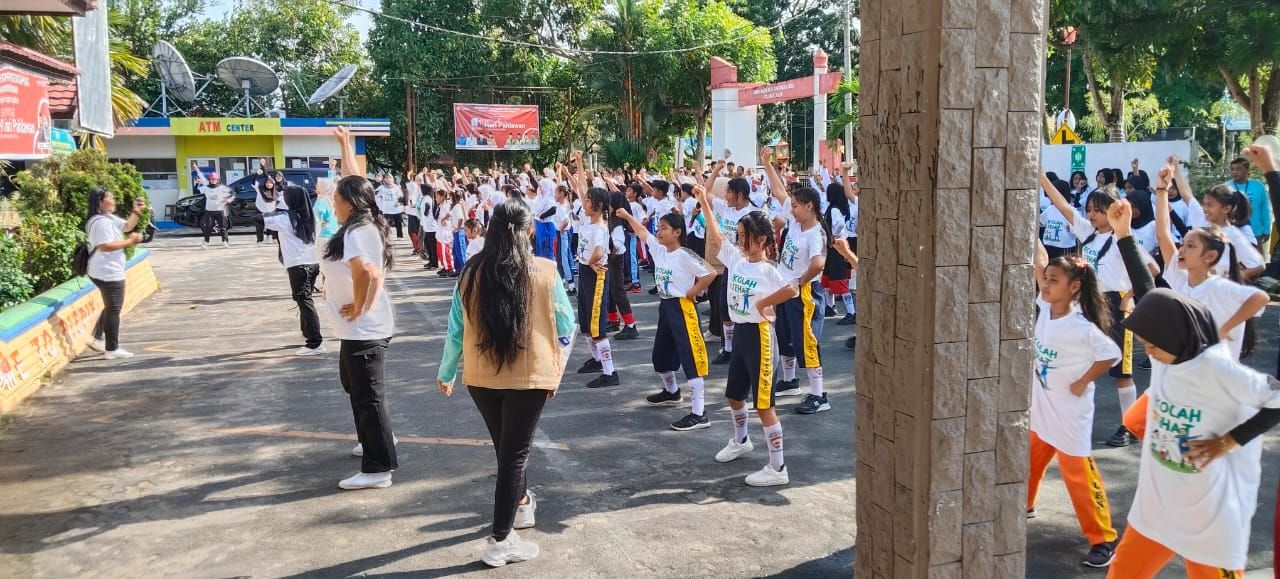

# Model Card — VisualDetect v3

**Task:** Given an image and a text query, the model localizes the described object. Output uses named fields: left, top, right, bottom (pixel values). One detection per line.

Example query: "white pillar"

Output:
left=812, top=49, right=829, bottom=173
left=711, top=87, right=759, bottom=168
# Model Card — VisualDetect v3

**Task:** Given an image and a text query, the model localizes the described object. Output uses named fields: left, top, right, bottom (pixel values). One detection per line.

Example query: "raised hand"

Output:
left=1243, top=144, right=1277, bottom=173
left=1106, top=199, right=1134, bottom=239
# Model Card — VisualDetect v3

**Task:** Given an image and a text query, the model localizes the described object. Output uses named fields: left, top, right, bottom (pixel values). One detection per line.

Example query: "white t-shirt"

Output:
left=712, top=197, right=754, bottom=247
left=374, top=185, right=403, bottom=215
left=629, top=201, right=645, bottom=226
left=264, top=213, right=319, bottom=268
left=465, top=236, right=485, bottom=259
left=846, top=198, right=859, bottom=239
left=718, top=243, right=788, bottom=324
left=86, top=215, right=127, bottom=282
left=778, top=222, right=826, bottom=284
left=201, top=185, right=234, bottom=212
left=683, top=197, right=706, bottom=238
left=538, top=176, right=557, bottom=198
left=319, top=223, right=395, bottom=340
left=436, top=201, right=455, bottom=239
left=1128, top=344, right=1280, bottom=570
left=647, top=236, right=713, bottom=299
left=1163, top=265, right=1264, bottom=360
left=528, top=194, right=555, bottom=222
left=1070, top=213, right=1153, bottom=293
left=610, top=225, right=627, bottom=256
left=828, top=206, right=848, bottom=239
left=577, top=222, right=608, bottom=266
left=418, top=196, right=437, bottom=233
left=572, top=200, right=588, bottom=232
left=648, top=196, right=675, bottom=220
left=1220, top=225, right=1264, bottom=277
left=449, top=204, right=465, bottom=236
left=1030, top=297, right=1121, bottom=457
left=254, top=190, right=280, bottom=216
left=555, top=202, right=572, bottom=231
left=1039, top=206, right=1076, bottom=249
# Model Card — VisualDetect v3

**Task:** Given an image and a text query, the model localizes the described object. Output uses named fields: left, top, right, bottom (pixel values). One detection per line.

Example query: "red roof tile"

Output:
left=48, top=79, right=77, bottom=117
left=0, top=41, right=79, bottom=80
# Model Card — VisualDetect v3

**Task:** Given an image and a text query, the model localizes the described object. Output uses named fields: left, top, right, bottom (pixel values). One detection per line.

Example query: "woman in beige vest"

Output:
left=437, top=198, right=576, bottom=567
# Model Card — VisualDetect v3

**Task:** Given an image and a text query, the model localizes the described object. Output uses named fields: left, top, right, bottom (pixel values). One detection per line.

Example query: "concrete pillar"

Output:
left=813, top=49, right=829, bottom=172
left=853, top=0, right=1046, bottom=576
left=709, top=56, right=760, bottom=168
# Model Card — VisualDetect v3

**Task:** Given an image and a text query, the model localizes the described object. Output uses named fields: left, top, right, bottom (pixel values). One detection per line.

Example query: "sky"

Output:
left=205, top=0, right=375, bottom=40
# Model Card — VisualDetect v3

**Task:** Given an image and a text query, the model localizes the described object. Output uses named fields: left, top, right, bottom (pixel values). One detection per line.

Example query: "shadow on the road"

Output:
left=279, top=532, right=484, bottom=578
left=761, top=546, right=853, bottom=577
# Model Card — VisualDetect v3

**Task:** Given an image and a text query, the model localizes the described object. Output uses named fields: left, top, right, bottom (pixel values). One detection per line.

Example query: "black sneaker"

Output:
left=670, top=412, right=710, bottom=431
left=577, top=359, right=603, bottom=374
left=838, top=313, right=856, bottom=325
left=796, top=393, right=831, bottom=415
left=567, top=287, right=577, bottom=297
left=712, top=349, right=731, bottom=365
left=1026, top=507, right=1036, bottom=519
left=646, top=389, right=682, bottom=405
left=824, top=306, right=837, bottom=317
left=775, top=379, right=801, bottom=397
left=1105, top=425, right=1138, bottom=447
left=845, top=336, right=856, bottom=350
left=615, top=326, right=640, bottom=340
left=586, top=373, right=619, bottom=388
left=1081, top=542, right=1115, bottom=568
left=607, top=321, right=621, bottom=332
left=648, top=287, right=659, bottom=295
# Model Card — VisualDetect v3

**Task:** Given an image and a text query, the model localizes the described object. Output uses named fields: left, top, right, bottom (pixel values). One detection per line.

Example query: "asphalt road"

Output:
left=0, top=230, right=1274, bottom=577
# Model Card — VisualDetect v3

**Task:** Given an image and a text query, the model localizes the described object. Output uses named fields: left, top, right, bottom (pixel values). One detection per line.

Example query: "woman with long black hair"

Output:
left=84, top=187, right=145, bottom=360
left=821, top=180, right=854, bottom=324
left=264, top=185, right=324, bottom=356
left=324, top=127, right=398, bottom=490
left=607, top=190, right=638, bottom=339
left=254, top=176, right=281, bottom=245
left=437, top=198, right=576, bottom=567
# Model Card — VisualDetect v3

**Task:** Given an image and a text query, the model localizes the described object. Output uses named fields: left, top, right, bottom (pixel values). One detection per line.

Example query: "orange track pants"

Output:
left=1107, top=526, right=1243, bottom=578
left=1026, top=431, right=1118, bottom=545
left=1125, top=392, right=1150, bottom=440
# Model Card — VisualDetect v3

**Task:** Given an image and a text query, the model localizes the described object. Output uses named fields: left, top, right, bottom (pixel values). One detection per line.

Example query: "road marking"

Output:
left=208, top=426, right=570, bottom=451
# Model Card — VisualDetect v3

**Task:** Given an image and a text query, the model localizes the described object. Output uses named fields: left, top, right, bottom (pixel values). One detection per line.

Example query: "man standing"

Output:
left=199, top=172, right=234, bottom=248
left=1228, top=156, right=1272, bottom=259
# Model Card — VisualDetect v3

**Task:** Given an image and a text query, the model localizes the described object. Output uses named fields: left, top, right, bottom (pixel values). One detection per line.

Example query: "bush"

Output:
left=17, top=212, right=86, bottom=294
left=12, top=149, right=150, bottom=227
left=0, top=232, right=33, bottom=310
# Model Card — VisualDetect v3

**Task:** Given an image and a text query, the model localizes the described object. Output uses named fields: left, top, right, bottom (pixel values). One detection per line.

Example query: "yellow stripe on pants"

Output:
left=590, top=269, right=605, bottom=338
left=757, top=322, right=774, bottom=410
left=799, top=284, right=820, bottom=367
left=1121, top=328, right=1133, bottom=375
left=679, top=298, right=709, bottom=376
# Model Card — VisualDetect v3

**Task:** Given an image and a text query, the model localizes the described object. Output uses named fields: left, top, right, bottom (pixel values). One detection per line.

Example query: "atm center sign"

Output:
left=171, top=118, right=281, bottom=136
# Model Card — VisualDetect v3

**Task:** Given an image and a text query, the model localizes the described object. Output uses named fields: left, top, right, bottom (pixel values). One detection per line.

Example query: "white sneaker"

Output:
left=338, top=471, right=392, bottom=490
left=513, top=491, right=536, bottom=529
left=104, top=348, right=135, bottom=360
left=88, top=339, right=106, bottom=353
left=715, top=437, right=754, bottom=463
left=745, top=464, right=789, bottom=487
left=295, top=345, right=328, bottom=356
left=222, top=241, right=231, bottom=248
left=352, top=435, right=399, bottom=457
left=200, top=242, right=208, bottom=249
left=481, top=530, right=540, bottom=567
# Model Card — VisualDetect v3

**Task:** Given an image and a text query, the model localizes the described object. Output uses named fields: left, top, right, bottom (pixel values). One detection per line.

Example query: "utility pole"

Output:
left=843, top=0, right=854, bottom=165
left=405, top=84, right=416, bottom=175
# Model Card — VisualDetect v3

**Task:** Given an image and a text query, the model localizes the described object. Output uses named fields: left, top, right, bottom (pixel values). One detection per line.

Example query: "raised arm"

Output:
left=1040, top=172, right=1077, bottom=223
left=1106, top=200, right=1156, bottom=302
left=333, top=126, right=360, bottom=178
left=1153, top=166, right=1177, bottom=268
left=614, top=207, right=650, bottom=245
left=760, top=146, right=789, bottom=205
left=695, top=185, right=721, bottom=247
left=1034, top=238, right=1049, bottom=290
left=1243, top=144, right=1280, bottom=225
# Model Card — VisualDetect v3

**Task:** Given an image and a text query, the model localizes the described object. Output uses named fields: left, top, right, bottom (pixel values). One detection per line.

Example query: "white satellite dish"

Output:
left=215, top=56, right=280, bottom=117
left=144, top=41, right=211, bottom=117
left=308, top=64, right=358, bottom=107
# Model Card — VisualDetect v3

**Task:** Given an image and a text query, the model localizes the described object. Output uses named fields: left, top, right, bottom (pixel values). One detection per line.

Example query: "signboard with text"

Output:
left=170, top=117, right=282, bottom=136
left=738, top=72, right=842, bottom=108
left=453, top=104, right=540, bottom=151
left=0, top=66, right=52, bottom=160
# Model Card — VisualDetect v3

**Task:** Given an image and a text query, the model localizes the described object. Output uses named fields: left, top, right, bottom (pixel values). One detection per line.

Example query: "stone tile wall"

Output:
left=854, top=0, right=1045, bottom=576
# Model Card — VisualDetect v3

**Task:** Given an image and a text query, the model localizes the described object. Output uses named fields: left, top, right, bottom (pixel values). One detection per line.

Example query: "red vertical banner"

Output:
left=0, top=66, right=52, bottom=160
left=453, top=104, right=541, bottom=151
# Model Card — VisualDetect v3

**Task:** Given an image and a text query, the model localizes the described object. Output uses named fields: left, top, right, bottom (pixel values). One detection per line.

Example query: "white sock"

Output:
left=1118, top=385, right=1137, bottom=413
left=825, top=289, right=835, bottom=308
left=689, top=377, right=705, bottom=416
left=840, top=293, right=855, bottom=315
left=598, top=339, right=615, bottom=375
left=732, top=407, right=749, bottom=444
left=763, top=422, right=784, bottom=470
left=585, top=335, right=600, bottom=361
left=807, top=367, right=825, bottom=397
left=782, top=356, right=797, bottom=381
left=660, top=371, right=678, bottom=394
left=724, top=324, right=735, bottom=352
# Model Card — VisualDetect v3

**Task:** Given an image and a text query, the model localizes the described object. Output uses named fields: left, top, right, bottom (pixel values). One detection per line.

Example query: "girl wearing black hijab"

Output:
left=1103, top=198, right=1280, bottom=578
left=265, top=185, right=324, bottom=356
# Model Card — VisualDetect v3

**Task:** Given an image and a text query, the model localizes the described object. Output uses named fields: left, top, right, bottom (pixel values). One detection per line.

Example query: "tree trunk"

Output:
left=1107, top=80, right=1126, bottom=143
left=1263, top=60, right=1280, bottom=135
left=694, top=110, right=708, bottom=172
left=1249, top=67, right=1264, bottom=137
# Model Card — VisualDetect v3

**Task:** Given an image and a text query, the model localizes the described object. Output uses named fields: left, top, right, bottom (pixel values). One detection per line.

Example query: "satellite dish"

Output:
left=307, top=64, right=358, bottom=107
left=215, top=57, right=280, bottom=117
left=153, top=41, right=196, bottom=102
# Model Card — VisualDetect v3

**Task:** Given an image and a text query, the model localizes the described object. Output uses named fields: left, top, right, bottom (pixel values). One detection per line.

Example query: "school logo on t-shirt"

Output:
left=1033, top=338, right=1057, bottom=390
left=1082, top=244, right=1100, bottom=270
left=656, top=266, right=673, bottom=295
left=1044, top=220, right=1066, bottom=243
left=729, top=273, right=757, bottom=317
left=1148, top=396, right=1205, bottom=474
left=779, top=237, right=800, bottom=270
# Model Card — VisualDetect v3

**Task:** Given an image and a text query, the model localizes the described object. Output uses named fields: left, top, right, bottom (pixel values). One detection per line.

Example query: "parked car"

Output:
left=173, top=168, right=328, bottom=228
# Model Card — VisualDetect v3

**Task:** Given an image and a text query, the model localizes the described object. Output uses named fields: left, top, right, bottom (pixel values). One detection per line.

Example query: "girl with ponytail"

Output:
left=322, top=127, right=398, bottom=491
left=1190, top=181, right=1265, bottom=281
left=1027, top=239, right=1122, bottom=568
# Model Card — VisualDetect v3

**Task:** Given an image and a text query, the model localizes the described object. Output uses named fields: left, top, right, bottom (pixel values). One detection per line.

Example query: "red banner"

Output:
left=738, top=72, right=842, bottom=108
left=454, top=104, right=541, bottom=151
left=0, top=66, right=52, bottom=160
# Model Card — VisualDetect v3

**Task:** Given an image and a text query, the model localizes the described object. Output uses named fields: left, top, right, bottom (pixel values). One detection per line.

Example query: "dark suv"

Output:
left=173, top=168, right=328, bottom=228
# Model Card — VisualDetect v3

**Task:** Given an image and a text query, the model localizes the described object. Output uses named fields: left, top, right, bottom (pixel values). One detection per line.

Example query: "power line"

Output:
left=324, top=0, right=821, bottom=57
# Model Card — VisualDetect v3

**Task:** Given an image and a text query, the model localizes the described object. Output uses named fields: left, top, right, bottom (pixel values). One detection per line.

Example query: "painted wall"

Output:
left=0, top=251, right=160, bottom=413
left=711, top=87, right=759, bottom=168
left=1041, top=140, right=1195, bottom=182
